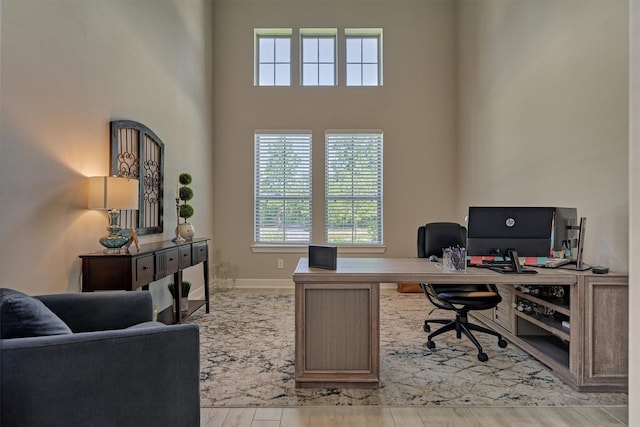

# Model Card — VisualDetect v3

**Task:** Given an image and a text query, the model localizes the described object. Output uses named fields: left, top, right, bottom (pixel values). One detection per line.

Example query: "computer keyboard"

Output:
left=470, top=260, right=512, bottom=268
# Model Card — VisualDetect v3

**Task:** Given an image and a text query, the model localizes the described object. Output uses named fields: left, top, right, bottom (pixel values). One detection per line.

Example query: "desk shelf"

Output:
left=518, top=334, right=570, bottom=367
left=472, top=274, right=628, bottom=392
left=514, top=310, right=570, bottom=342
left=514, top=289, right=570, bottom=316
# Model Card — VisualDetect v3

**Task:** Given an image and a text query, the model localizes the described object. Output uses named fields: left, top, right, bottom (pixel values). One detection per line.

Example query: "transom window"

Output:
left=254, top=132, right=312, bottom=243
left=254, top=27, right=383, bottom=87
left=346, top=29, right=383, bottom=86
left=325, top=131, right=383, bottom=244
left=255, top=29, right=292, bottom=86
left=301, top=29, right=337, bottom=86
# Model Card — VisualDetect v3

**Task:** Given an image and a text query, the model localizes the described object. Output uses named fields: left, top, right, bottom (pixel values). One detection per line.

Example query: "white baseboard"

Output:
left=234, top=279, right=295, bottom=289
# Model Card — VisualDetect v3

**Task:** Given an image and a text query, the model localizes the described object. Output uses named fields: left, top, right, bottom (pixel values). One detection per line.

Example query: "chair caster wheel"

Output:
left=423, top=322, right=431, bottom=333
left=498, top=339, right=508, bottom=348
left=426, top=340, right=436, bottom=350
left=478, top=352, right=489, bottom=362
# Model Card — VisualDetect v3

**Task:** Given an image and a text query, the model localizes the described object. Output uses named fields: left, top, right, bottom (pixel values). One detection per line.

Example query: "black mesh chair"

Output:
left=418, top=222, right=507, bottom=362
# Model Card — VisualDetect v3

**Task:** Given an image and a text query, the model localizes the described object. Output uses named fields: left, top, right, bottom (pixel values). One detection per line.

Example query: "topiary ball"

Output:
left=179, top=203, right=194, bottom=220
left=179, top=173, right=192, bottom=185
left=179, top=186, right=194, bottom=201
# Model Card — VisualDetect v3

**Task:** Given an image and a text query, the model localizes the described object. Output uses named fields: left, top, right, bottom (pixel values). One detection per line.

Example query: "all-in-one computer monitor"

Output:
left=466, top=206, right=588, bottom=270
left=466, top=206, right=556, bottom=258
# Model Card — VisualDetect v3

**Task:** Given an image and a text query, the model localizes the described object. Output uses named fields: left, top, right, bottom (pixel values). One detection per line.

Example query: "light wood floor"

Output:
left=200, top=405, right=628, bottom=426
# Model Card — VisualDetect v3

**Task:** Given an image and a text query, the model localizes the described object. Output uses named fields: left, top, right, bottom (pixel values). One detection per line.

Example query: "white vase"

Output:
left=174, top=297, right=189, bottom=314
left=177, top=222, right=195, bottom=240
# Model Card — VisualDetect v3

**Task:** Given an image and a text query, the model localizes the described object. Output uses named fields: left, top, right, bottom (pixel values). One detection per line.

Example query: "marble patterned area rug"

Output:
left=191, top=288, right=627, bottom=408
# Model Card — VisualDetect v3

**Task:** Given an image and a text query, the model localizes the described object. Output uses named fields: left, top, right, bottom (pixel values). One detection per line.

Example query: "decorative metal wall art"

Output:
left=110, top=120, right=164, bottom=235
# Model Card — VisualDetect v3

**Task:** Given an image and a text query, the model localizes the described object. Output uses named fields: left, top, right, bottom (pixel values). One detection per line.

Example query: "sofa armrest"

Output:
left=36, top=291, right=153, bottom=332
left=1, top=323, right=200, bottom=427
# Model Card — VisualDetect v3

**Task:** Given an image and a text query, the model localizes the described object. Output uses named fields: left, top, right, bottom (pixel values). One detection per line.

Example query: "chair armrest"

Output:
left=1, top=323, right=200, bottom=427
left=36, top=291, right=153, bottom=332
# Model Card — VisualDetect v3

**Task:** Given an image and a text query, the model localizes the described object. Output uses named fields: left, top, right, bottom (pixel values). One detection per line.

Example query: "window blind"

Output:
left=325, top=131, right=383, bottom=244
left=254, top=132, right=312, bottom=243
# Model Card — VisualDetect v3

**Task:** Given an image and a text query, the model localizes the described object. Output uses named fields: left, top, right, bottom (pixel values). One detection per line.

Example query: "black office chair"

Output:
left=418, top=222, right=507, bottom=362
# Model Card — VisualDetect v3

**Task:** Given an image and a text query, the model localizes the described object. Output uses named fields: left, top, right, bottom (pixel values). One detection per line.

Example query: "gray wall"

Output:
left=0, top=0, right=214, bottom=309
left=456, top=0, right=628, bottom=272
left=211, top=0, right=458, bottom=279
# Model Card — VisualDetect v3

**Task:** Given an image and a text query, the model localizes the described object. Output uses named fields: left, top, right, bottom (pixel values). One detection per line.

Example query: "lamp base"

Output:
left=99, top=209, right=129, bottom=253
left=99, top=234, right=130, bottom=253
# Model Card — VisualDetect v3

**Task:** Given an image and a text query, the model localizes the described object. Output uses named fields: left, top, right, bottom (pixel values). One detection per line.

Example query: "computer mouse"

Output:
left=428, top=255, right=438, bottom=262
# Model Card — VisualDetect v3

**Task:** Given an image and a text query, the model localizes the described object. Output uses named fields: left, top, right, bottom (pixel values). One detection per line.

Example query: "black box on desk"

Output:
left=308, top=245, right=337, bottom=270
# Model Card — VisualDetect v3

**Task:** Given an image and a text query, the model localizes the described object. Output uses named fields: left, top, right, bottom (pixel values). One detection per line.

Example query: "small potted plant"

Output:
left=177, top=173, right=195, bottom=240
left=168, top=280, right=191, bottom=314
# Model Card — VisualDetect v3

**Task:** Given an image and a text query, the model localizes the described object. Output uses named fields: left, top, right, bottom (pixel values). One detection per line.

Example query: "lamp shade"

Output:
left=88, top=176, right=139, bottom=210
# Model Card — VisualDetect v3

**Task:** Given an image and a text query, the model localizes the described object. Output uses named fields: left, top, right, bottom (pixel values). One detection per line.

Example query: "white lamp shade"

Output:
left=88, top=176, right=139, bottom=210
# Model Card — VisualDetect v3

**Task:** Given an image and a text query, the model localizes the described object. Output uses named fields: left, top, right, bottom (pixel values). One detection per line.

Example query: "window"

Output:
left=346, top=29, right=383, bottom=86
left=325, top=131, right=383, bottom=244
left=255, top=29, right=292, bottom=86
left=254, top=132, right=312, bottom=243
left=301, top=29, right=337, bottom=86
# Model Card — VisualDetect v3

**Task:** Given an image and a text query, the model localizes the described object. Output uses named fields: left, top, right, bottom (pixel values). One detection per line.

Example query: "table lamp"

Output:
left=88, top=176, right=139, bottom=253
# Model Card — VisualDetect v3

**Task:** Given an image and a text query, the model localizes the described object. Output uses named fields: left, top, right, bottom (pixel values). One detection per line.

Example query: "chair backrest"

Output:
left=417, top=222, right=467, bottom=258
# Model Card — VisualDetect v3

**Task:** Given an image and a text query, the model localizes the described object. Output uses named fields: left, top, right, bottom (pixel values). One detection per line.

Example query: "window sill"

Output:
left=251, top=244, right=387, bottom=254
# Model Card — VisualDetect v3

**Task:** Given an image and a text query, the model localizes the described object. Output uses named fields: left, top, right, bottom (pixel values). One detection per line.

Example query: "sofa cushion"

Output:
left=0, top=288, right=72, bottom=339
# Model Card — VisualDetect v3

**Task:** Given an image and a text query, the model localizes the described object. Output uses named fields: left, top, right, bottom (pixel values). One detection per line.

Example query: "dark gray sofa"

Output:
left=0, top=291, right=200, bottom=427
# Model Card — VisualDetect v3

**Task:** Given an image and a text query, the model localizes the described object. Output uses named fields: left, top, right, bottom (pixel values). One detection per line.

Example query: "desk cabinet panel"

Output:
left=494, top=284, right=514, bottom=333
left=304, top=288, right=371, bottom=371
left=295, top=282, right=380, bottom=388
left=583, top=276, right=628, bottom=389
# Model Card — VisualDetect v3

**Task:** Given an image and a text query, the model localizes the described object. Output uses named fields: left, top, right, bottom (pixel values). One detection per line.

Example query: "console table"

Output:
left=79, top=238, right=210, bottom=324
left=293, top=257, right=628, bottom=391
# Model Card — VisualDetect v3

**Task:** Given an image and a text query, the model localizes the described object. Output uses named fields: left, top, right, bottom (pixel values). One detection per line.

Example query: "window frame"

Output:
left=254, top=29, right=293, bottom=86
left=300, top=29, right=337, bottom=86
left=254, top=131, right=313, bottom=245
left=324, top=131, right=384, bottom=245
left=345, top=28, right=383, bottom=87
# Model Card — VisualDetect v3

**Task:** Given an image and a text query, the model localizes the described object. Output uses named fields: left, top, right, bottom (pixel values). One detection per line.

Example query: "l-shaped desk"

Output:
left=293, top=257, right=628, bottom=392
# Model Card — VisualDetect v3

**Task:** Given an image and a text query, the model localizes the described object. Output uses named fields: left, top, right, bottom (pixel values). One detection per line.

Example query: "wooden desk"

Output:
left=293, top=257, right=628, bottom=391
left=79, top=238, right=210, bottom=324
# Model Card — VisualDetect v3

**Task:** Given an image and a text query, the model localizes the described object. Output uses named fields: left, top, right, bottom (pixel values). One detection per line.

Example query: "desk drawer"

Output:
left=192, top=241, right=208, bottom=264
left=155, top=248, right=179, bottom=279
left=136, top=255, right=154, bottom=285
left=179, top=245, right=192, bottom=269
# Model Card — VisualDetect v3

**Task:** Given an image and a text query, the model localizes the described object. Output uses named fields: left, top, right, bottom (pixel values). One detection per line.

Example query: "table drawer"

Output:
left=155, top=248, right=179, bottom=279
left=179, top=245, right=192, bottom=269
left=192, top=241, right=208, bottom=264
left=136, top=255, right=154, bottom=285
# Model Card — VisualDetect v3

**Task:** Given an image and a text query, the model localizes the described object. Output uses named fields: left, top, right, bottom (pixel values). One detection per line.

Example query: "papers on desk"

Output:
left=525, top=258, right=572, bottom=268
